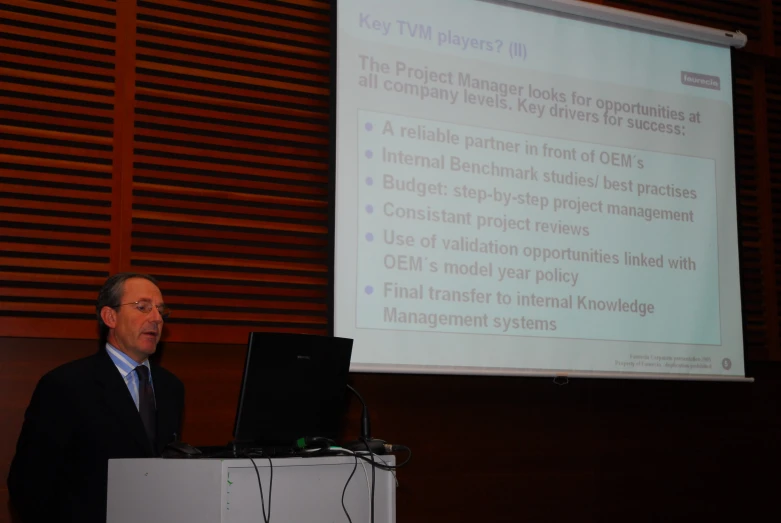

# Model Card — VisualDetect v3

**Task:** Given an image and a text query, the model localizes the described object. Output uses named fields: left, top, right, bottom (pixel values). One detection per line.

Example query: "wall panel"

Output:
left=0, top=0, right=117, bottom=338
left=767, top=59, right=781, bottom=354
left=130, top=0, right=331, bottom=342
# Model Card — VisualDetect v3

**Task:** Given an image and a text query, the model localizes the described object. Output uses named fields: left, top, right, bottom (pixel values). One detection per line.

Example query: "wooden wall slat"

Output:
left=0, top=226, right=110, bottom=244
left=147, top=294, right=326, bottom=311
left=182, top=0, right=330, bottom=23
left=0, top=9, right=116, bottom=38
left=0, top=156, right=111, bottom=173
left=135, top=59, right=329, bottom=95
left=0, top=94, right=114, bottom=120
left=42, top=0, right=117, bottom=10
left=0, top=182, right=113, bottom=201
left=133, top=160, right=329, bottom=184
left=273, top=0, right=330, bottom=12
left=1, top=139, right=113, bottom=160
left=133, top=196, right=326, bottom=222
left=161, top=312, right=327, bottom=324
left=0, top=35, right=115, bottom=62
left=0, top=258, right=109, bottom=272
left=135, top=100, right=328, bottom=133
left=0, top=66, right=114, bottom=91
left=132, top=223, right=327, bottom=246
left=0, top=22, right=116, bottom=49
left=132, top=210, right=325, bottom=234
left=135, top=33, right=330, bottom=72
left=133, top=250, right=326, bottom=271
left=134, top=113, right=329, bottom=144
left=135, top=4, right=329, bottom=47
left=136, top=20, right=328, bottom=58
left=1, top=243, right=110, bottom=258
left=0, top=169, right=113, bottom=187
left=0, top=51, right=114, bottom=79
left=134, top=182, right=328, bottom=208
left=128, top=265, right=326, bottom=285
left=141, top=0, right=330, bottom=33
left=133, top=127, right=328, bottom=157
left=0, top=111, right=114, bottom=134
left=131, top=244, right=327, bottom=261
left=159, top=279, right=327, bottom=298
left=3, top=0, right=116, bottom=24
left=0, top=271, right=106, bottom=285
left=136, top=47, right=328, bottom=84
left=0, top=319, right=95, bottom=338
left=0, top=82, right=115, bottom=104
left=0, top=212, right=111, bottom=230
left=135, top=73, right=329, bottom=109
left=0, top=303, right=95, bottom=314
left=0, top=197, right=111, bottom=215
left=0, top=287, right=98, bottom=300
left=132, top=142, right=328, bottom=170
left=135, top=86, right=329, bottom=118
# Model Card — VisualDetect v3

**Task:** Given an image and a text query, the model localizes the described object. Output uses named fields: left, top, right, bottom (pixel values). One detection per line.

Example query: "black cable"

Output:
left=266, top=455, right=273, bottom=522
left=340, top=451, right=359, bottom=523
left=248, top=456, right=272, bottom=523
left=351, top=446, right=412, bottom=470
left=382, top=445, right=412, bottom=468
left=362, top=440, right=376, bottom=523
left=346, top=384, right=371, bottom=440
left=310, top=446, right=412, bottom=470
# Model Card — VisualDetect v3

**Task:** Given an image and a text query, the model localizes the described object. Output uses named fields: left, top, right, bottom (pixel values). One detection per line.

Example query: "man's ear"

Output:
left=100, top=306, right=117, bottom=329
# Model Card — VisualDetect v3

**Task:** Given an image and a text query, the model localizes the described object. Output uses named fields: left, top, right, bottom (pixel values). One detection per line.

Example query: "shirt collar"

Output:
left=106, top=343, right=150, bottom=377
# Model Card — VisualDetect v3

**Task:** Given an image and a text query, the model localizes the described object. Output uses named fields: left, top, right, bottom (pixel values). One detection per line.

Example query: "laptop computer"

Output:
left=228, top=332, right=354, bottom=455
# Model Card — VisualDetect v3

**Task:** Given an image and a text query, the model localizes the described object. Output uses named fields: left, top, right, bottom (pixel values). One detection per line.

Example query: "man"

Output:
left=8, top=273, right=185, bottom=523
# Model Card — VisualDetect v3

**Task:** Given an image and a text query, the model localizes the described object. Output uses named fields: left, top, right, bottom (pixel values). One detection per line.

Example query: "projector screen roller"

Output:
left=333, top=0, right=745, bottom=379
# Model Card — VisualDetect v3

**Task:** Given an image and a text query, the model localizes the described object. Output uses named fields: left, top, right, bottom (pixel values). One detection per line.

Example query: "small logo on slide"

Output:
left=681, top=71, right=721, bottom=91
left=721, top=358, right=732, bottom=370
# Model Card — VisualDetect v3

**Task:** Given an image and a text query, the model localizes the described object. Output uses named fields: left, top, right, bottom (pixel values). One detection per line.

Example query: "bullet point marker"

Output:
left=366, top=177, right=373, bottom=186
left=365, top=150, right=373, bottom=159
left=365, top=285, right=373, bottom=295
left=365, top=205, right=373, bottom=214
left=365, top=122, right=373, bottom=131
left=365, top=232, right=374, bottom=242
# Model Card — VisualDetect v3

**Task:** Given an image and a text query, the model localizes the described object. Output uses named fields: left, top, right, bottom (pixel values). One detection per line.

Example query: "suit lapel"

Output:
left=92, top=350, right=154, bottom=456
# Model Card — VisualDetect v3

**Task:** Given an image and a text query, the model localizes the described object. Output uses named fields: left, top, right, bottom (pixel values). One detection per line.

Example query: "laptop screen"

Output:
left=232, top=333, right=353, bottom=447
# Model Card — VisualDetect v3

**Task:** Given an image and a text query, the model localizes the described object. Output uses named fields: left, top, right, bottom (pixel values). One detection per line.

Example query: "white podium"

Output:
left=107, top=455, right=396, bottom=523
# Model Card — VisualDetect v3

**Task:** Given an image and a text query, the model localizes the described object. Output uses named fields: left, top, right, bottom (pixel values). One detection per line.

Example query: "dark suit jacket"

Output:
left=7, top=349, right=185, bottom=523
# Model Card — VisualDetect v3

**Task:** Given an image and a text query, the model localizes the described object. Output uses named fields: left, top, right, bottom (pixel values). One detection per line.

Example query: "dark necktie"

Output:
left=136, top=365, right=156, bottom=447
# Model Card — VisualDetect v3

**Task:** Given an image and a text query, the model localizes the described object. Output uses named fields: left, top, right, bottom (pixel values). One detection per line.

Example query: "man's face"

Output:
left=104, top=278, right=165, bottom=363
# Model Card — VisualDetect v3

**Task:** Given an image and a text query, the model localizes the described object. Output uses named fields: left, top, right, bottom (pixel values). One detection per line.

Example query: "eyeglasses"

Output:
left=113, top=301, right=171, bottom=319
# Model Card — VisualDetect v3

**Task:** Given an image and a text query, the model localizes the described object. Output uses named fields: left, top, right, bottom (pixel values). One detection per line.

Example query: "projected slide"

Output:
left=334, top=0, right=744, bottom=378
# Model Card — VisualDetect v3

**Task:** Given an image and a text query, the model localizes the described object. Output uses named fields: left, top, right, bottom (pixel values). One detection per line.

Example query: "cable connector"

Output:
left=383, top=444, right=405, bottom=453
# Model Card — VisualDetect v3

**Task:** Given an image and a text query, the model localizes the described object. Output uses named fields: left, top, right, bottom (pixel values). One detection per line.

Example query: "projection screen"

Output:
left=333, top=0, right=749, bottom=380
